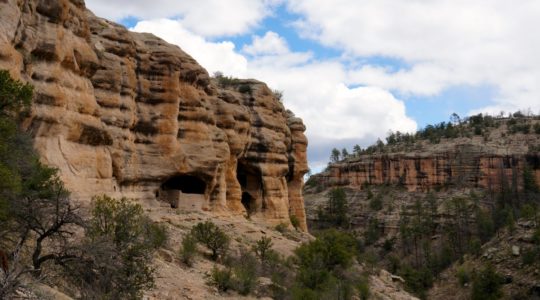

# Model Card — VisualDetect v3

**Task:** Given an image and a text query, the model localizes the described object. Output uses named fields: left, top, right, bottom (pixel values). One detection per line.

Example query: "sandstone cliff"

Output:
left=311, top=125, right=540, bottom=193
left=0, top=0, right=308, bottom=230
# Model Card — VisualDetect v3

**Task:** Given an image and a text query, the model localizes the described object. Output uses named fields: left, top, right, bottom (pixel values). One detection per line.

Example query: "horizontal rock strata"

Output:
left=0, top=0, right=308, bottom=230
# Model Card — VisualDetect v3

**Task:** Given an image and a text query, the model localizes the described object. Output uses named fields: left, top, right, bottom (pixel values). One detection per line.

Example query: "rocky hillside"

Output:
left=0, top=0, right=307, bottom=230
left=305, top=114, right=540, bottom=298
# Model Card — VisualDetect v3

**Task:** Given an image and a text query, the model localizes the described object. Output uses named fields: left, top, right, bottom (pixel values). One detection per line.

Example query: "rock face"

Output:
left=315, top=144, right=540, bottom=193
left=0, top=0, right=308, bottom=230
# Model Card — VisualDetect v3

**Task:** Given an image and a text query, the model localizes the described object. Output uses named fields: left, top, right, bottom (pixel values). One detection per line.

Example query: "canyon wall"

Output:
left=0, top=0, right=308, bottom=230
left=315, top=144, right=540, bottom=192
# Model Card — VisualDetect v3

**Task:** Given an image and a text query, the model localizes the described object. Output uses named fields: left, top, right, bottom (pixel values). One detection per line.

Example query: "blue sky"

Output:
left=86, top=0, right=540, bottom=171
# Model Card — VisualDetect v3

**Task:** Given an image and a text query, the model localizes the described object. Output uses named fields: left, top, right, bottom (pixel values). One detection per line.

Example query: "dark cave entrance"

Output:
left=161, top=175, right=206, bottom=194
left=241, top=192, right=255, bottom=214
left=237, top=162, right=261, bottom=214
left=159, top=174, right=206, bottom=208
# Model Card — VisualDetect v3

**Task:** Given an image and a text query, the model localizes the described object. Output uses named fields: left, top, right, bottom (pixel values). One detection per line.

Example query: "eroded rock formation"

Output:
left=315, top=144, right=540, bottom=193
left=0, top=0, right=308, bottom=230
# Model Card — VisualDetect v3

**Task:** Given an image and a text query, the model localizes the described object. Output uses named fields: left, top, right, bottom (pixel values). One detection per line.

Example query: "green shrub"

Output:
left=179, top=234, right=198, bottom=267
left=534, top=123, right=540, bottom=134
left=399, top=264, right=433, bottom=298
left=471, top=265, right=503, bottom=300
left=70, top=195, right=162, bottom=299
left=522, top=248, right=538, bottom=266
left=318, top=187, right=349, bottom=228
left=364, top=218, right=381, bottom=245
left=290, top=214, right=301, bottom=230
left=357, top=276, right=370, bottom=300
left=252, top=236, right=274, bottom=262
left=294, top=229, right=356, bottom=290
left=275, top=222, right=288, bottom=233
left=238, top=84, right=252, bottom=94
left=369, top=194, right=383, bottom=211
left=209, top=266, right=233, bottom=292
left=457, top=266, right=471, bottom=286
left=191, top=221, right=230, bottom=261
left=145, top=222, right=168, bottom=249
left=232, top=251, right=259, bottom=295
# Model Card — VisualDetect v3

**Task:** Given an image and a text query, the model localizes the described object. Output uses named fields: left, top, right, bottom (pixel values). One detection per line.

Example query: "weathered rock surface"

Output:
left=314, top=142, right=540, bottom=193
left=0, top=0, right=308, bottom=230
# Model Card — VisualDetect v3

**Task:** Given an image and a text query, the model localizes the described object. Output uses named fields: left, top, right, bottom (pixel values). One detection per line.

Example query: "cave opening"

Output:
left=237, top=162, right=262, bottom=214
left=241, top=192, right=255, bottom=214
left=161, top=174, right=206, bottom=194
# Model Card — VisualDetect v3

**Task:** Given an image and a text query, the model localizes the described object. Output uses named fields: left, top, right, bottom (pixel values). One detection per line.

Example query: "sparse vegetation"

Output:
left=209, top=266, right=233, bottom=292
left=252, top=236, right=275, bottom=263
left=275, top=222, right=288, bottom=233
left=190, top=221, right=230, bottom=261
left=66, top=195, right=167, bottom=299
left=290, top=214, right=301, bottom=230
left=179, top=234, right=198, bottom=267
left=333, top=111, right=540, bottom=161
left=471, top=264, right=504, bottom=300
left=317, top=187, right=349, bottom=229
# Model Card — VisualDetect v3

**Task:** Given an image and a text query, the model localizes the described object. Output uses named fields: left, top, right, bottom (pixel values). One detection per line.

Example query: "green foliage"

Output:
left=341, top=148, right=349, bottom=159
left=232, top=251, right=259, bottom=295
left=369, top=193, right=383, bottom=211
left=209, top=266, right=233, bottom=292
left=522, top=248, right=538, bottom=265
left=252, top=236, right=275, bottom=262
left=290, top=214, right=301, bottom=230
left=0, top=69, right=33, bottom=118
left=145, top=222, right=168, bottom=249
left=191, top=221, right=230, bottom=261
left=509, top=123, right=531, bottom=134
left=471, top=265, right=504, bottom=300
left=357, top=275, right=370, bottom=300
left=238, top=84, right=252, bottom=94
left=330, top=148, right=341, bottom=162
left=213, top=72, right=241, bottom=87
left=74, top=195, right=165, bottom=299
left=364, top=218, right=381, bottom=245
left=475, top=208, right=495, bottom=243
left=457, top=266, right=471, bottom=286
left=0, top=71, right=87, bottom=298
left=275, top=222, right=288, bottom=233
left=399, top=264, right=433, bottom=298
left=294, top=229, right=356, bottom=291
left=179, top=234, right=198, bottom=267
left=523, top=165, right=539, bottom=193
left=318, top=188, right=349, bottom=228
left=534, top=123, right=540, bottom=134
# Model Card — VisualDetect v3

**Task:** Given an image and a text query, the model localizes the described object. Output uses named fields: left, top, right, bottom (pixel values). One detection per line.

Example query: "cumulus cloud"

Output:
left=242, top=31, right=289, bottom=56
left=132, top=19, right=248, bottom=76
left=86, top=0, right=281, bottom=36
left=288, top=0, right=540, bottom=112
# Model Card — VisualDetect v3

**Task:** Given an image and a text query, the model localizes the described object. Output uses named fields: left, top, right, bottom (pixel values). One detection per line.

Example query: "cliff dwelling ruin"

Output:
left=158, top=175, right=207, bottom=209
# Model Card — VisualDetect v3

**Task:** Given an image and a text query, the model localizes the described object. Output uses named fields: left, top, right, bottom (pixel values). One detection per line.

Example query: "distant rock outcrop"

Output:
left=0, top=0, right=308, bottom=230
left=312, top=139, right=540, bottom=193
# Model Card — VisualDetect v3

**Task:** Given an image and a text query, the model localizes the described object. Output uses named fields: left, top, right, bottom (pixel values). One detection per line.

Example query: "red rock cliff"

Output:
left=316, top=144, right=540, bottom=193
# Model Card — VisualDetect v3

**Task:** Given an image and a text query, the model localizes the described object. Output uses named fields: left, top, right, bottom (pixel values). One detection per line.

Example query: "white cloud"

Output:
left=243, top=31, right=289, bottom=56
left=288, top=0, right=540, bottom=112
left=132, top=19, right=248, bottom=76
left=86, top=0, right=281, bottom=37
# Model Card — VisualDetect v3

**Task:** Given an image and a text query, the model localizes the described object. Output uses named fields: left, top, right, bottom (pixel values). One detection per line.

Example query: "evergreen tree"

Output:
left=330, top=148, right=341, bottom=163
left=341, top=148, right=349, bottom=159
